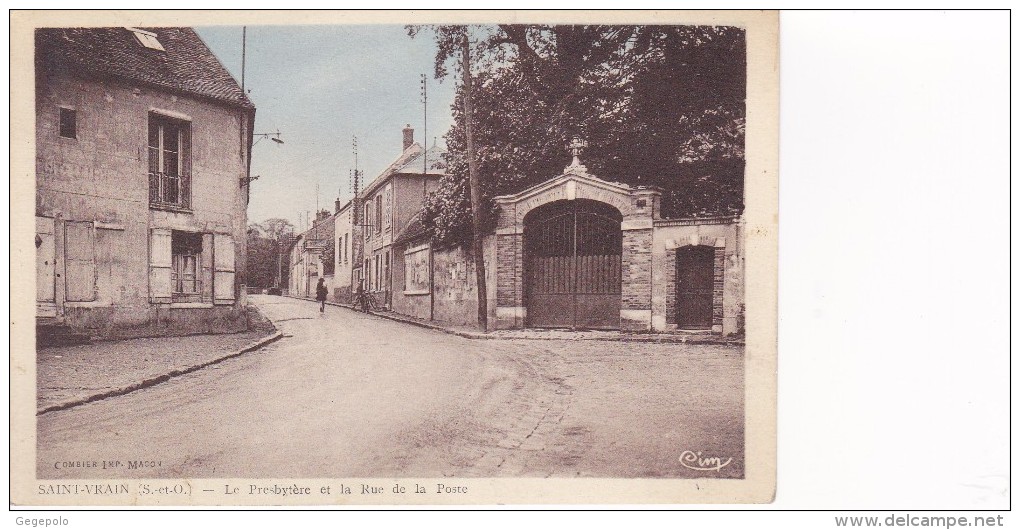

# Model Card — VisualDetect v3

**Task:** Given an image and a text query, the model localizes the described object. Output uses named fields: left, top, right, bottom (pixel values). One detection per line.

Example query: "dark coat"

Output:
left=315, top=282, right=328, bottom=302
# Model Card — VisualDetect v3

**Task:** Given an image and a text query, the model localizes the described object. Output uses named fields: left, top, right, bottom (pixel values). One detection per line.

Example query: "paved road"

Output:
left=38, top=295, right=744, bottom=479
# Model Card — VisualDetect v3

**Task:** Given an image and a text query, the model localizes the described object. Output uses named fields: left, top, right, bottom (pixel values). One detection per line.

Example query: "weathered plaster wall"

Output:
left=36, top=69, right=249, bottom=337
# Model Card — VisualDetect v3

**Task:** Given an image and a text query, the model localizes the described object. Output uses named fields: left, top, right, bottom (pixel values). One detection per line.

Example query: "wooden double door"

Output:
left=525, top=200, right=622, bottom=330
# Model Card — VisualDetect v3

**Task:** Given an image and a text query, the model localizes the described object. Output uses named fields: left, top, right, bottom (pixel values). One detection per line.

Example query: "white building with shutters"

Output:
left=34, top=27, right=255, bottom=340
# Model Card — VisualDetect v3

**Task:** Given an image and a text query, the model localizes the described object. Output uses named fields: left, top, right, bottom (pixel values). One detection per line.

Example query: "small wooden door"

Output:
left=676, top=246, right=715, bottom=329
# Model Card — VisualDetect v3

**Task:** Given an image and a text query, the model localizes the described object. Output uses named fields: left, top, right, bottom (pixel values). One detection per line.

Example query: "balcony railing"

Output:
left=149, top=171, right=191, bottom=210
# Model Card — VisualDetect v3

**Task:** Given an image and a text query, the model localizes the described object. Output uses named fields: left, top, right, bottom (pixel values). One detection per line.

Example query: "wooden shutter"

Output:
left=149, top=228, right=172, bottom=303
left=36, top=216, right=56, bottom=303
left=64, top=221, right=97, bottom=302
left=180, top=124, right=192, bottom=209
left=214, top=234, right=236, bottom=304
left=201, top=232, right=214, bottom=303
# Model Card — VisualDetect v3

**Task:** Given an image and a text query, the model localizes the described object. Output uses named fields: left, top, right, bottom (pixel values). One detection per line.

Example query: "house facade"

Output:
left=332, top=197, right=362, bottom=303
left=35, top=27, right=255, bottom=340
left=359, top=126, right=445, bottom=309
left=288, top=210, right=336, bottom=298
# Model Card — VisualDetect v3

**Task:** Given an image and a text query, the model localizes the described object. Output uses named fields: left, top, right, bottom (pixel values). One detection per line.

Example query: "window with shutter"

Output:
left=65, top=221, right=97, bottom=302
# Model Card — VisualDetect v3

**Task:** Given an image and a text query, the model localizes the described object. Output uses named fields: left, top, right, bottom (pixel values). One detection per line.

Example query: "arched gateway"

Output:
left=492, top=164, right=661, bottom=331
left=524, top=199, right=622, bottom=329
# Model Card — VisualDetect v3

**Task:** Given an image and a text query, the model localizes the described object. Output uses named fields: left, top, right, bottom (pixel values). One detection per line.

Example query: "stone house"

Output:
left=34, top=27, right=255, bottom=340
left=359, top=125, right=446, bottom=309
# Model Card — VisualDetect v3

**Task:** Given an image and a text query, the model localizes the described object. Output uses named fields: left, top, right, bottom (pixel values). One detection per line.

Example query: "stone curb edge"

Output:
left=284, top=295, right=744, bottom=346
left=36, top=331, right=285, bottom=416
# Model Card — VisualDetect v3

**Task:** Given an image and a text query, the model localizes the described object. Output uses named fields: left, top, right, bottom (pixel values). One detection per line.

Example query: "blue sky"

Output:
left=195, top=25, right=456, bottom=229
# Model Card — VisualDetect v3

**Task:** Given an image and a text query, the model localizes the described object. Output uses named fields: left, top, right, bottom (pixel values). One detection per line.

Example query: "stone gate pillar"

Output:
left=493, top=202, right=525, bottom=329
left=620, top=189, right=660, bottom=331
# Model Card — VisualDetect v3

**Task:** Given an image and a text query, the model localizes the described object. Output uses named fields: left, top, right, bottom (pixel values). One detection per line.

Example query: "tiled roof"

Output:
left=300, top=214, right=336, bottom=248
left=362, top=143, right=447, bottom=196
left=36, top=27, right=254, bottom=110
left=392, top=145, right=448, bottom=175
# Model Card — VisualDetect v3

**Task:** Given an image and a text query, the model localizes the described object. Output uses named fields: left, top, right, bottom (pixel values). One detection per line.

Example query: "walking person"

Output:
left=315, top=277, right=328, bottom=313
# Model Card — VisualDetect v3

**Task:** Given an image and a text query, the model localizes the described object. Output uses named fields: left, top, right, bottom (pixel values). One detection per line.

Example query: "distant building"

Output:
left=35, top=27, right=255, bottom=340
left=332, top=197, right=362, bottom=303
left=288, top=210, right=335, bottom=298
left=359, top=125, right=446, bottom=309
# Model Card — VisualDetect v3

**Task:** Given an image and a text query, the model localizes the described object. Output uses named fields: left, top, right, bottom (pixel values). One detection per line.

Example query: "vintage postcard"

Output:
left=10, top=9, right=778, bottom=506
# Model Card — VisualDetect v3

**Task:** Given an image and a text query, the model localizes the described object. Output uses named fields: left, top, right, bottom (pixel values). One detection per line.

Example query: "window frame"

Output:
left=170, top=231, right=204, bottom=303
left=148, top=112, right=192, bottom=211
left=375, top=195, right=382, bottom=234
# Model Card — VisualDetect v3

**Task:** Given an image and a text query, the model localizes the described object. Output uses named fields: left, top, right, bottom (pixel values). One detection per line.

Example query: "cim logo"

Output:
left=679, top=450, right=733, bottom=472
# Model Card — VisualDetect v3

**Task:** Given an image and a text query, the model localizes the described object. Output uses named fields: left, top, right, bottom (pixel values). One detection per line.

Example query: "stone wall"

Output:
left=431, top=238, right=496, bottom=328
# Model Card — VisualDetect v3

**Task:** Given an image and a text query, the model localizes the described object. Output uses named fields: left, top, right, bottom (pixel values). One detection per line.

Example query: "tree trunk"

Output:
left=462, top=32, right=488, bottom=330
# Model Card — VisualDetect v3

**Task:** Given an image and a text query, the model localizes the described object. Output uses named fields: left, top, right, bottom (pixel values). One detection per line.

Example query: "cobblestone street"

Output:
left=38, top=295, right=744, bottom=479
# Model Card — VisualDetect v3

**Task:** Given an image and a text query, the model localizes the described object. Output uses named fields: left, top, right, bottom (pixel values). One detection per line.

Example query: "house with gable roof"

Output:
left=34, top=27, right=256, bottom=341
left=358, top=125, right=446, bottom=309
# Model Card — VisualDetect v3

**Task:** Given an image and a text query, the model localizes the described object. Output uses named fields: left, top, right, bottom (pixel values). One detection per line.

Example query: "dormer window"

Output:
left=126, top=27, right=165, bottom=51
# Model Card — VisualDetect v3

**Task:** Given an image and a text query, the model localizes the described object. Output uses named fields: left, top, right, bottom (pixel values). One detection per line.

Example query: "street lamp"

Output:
left=253, top=130, right=284, bottom=146
left=242, top=131, right=285, bottom=187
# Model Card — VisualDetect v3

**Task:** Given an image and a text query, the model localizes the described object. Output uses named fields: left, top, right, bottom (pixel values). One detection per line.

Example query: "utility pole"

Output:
left=462, top=31, right=487, bottom=330
left=241, top=27, right=246, bottom=94
left=421, top=73, right=428, bottom=179
left=351, top=136, right=362, bottom=293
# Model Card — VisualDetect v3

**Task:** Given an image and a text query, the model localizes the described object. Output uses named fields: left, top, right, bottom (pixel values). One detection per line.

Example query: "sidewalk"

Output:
left=290, top=295, right=744, bottom=346
left=36, top=307, right=282, bottom=415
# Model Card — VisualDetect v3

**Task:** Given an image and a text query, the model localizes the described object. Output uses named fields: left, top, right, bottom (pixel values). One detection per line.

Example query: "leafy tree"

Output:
left=247, top=218, right=296, bottom=289
left=246, top=227, right=278, bottom=289
left=408, top=24, right=746, bottom=247
left=255, top=218, right=296, bottom=243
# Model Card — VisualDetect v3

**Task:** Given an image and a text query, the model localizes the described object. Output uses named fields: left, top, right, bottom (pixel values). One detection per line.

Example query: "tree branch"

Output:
left=497, top=24, right=542, bottom=63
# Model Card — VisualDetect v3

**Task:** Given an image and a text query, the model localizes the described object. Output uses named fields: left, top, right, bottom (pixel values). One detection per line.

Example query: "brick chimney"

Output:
left=335, top=198, right=342, bottom=213
left=402, top=124, right=414, bottom=151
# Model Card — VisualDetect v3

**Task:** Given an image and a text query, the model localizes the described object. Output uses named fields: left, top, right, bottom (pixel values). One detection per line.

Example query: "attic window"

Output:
left=127, top=27, right=165, bottom=51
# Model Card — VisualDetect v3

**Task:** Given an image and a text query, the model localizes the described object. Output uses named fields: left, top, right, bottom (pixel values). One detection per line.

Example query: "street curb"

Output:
left=36, top=331, right=285, bottom=416
left=282, top=295, right=744, bottom=346
left=284, top=294, right=450, bottom=334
